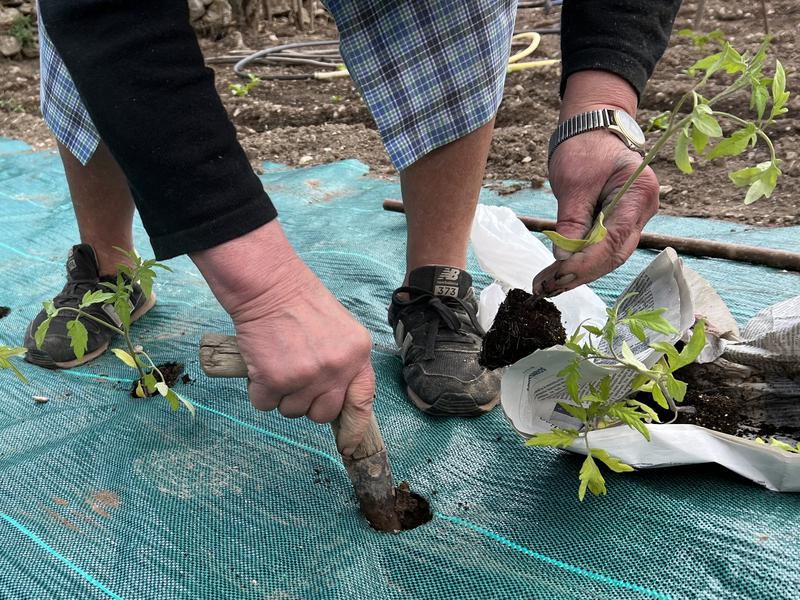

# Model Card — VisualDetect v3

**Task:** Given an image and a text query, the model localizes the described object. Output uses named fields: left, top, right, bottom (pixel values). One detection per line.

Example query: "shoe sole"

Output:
left=407, top=386, right=500, bottom=417
left=26, top=293, right=157, bottom=369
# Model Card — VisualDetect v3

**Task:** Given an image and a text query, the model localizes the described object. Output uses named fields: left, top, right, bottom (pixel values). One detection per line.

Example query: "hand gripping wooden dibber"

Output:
left=199, top=334, right=430, bottom=532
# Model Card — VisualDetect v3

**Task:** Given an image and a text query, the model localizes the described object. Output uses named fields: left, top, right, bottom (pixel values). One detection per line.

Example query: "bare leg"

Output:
left=400, top=119, right=494, bottom=279
left=57, top=141, right=136, bottom=276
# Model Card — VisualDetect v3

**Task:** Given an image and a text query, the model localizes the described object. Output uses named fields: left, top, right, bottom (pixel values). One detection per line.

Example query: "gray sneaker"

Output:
left=24, top=244, right=156, bottom=368
left=388, top=266, right=500, bottom=416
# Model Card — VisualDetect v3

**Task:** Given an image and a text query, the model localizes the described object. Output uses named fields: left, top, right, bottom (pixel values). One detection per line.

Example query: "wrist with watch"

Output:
left=548, top=108, right=646, bottom=161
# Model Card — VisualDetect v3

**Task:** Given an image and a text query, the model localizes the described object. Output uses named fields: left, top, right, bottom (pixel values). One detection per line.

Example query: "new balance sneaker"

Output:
left=388, top=265, right=500, bottom=416
left=24, top=244, right=156, bottom=368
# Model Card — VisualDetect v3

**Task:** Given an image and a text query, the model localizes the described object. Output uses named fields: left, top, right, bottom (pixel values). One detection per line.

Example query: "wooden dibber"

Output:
left=199, top=333, right=403, bottom=532
left=383, top=199, right=800, bottom=272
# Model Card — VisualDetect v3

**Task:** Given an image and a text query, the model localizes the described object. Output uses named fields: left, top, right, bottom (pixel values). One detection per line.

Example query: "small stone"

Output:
left=33, top=395, right=48, bottom=404
left=187, top=0, right=205, bottom=21
left=0, top=34, right=22, bottom=57
left=0, top=6, right=21, bottom=27
left=298, top=155, right=313, bottom=165
left=521, top=156, right=532, bottom=163
left=658, top=185, right=673, bottom=196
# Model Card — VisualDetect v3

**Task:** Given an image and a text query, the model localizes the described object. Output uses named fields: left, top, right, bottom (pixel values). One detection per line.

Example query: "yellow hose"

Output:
left=315, top=31, right=558, bottom=80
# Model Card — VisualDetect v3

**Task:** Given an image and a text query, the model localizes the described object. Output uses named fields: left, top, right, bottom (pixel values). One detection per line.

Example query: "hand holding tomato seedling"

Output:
left=192, top=220, right=376, bottom=457
left=533, top=71, right=660, bottom=298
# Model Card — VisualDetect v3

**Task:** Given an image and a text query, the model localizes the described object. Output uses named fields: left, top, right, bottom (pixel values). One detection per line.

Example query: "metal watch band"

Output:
left=547, top=109, right=611, bottom=160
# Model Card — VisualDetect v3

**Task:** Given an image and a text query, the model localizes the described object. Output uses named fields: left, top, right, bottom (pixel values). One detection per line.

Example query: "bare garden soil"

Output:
left=1, top=1, right=798, bottom=226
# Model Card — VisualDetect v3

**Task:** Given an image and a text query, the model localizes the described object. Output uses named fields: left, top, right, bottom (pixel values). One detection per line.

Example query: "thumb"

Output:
left=335, top=364, right=376, bottom=457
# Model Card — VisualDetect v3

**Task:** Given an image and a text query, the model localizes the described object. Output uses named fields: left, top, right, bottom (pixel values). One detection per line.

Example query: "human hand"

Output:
left=192, top=220, right=375, bottom=456
left=532, top=72, right=660, bottom=297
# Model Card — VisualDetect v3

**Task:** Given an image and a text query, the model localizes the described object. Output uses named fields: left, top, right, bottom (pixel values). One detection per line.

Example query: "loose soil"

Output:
left=479, top=289, right=566, bottom=370
left=389, top=481, right=432, bottom=532
left=1, top=1, right=797, bottom=224
left=0, top=307, right=9, bottom=319
left=129, top=361, right=185, bottom=397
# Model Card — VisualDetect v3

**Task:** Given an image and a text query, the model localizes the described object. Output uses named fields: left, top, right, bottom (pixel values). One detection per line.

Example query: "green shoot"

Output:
left=545, top=34, right=790, bottom=252
left=33, top=249, right=194, bottom=415
left=0, top=345, right=28, bottom=384
left=527, top=293, right=707, bottom=499
left=8, top=15, right=35, bottom=49
left=755, top=437, right=800, bottom=454
left=229, top=73, right=261, bottom=97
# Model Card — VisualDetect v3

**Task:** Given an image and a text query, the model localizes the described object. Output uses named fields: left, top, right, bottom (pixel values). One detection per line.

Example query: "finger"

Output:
left=306, top=389, right=346, bottom=424
left=248, top=379, right=281, bottom=412
left=278, top=390, right=317, bottom=419
left=534, top=177, right=658, bottom=294
left=547, top=145, right=608, bottom=261
left=335, top=364, right=376, bottom=457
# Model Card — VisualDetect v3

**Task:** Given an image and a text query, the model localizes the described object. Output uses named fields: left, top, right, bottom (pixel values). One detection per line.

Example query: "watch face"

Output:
left=613, top=110, right=645, bottom=148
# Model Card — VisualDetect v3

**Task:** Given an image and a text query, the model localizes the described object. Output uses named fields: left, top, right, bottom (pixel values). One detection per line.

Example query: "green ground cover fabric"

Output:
left=1, top=138, right=799, bottom=599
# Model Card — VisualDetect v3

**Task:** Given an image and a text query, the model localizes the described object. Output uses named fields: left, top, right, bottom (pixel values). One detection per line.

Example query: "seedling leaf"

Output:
left=578, top=454, right=606, bottom=501
left=525, top=428, right=579, bottom=449
left=111, top=348, right=137, bottom=369
left=590, top=449, right=634, bottom=473
left=66, top=320, right=88, bottom=360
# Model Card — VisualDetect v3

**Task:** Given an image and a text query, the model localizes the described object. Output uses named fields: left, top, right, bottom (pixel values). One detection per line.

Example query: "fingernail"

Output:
left=532, top=278, right=545, bottom=296
left=553, top=247, right=573, bottom=261
left=554, top=273, right=576, bottom=287
left=341, top=446, right=355, bottom=457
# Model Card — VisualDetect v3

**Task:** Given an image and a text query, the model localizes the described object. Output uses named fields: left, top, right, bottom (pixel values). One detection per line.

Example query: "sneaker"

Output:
left=24, top=244, right=156, bottom=368
left=388, top=265, right=500, bottom=416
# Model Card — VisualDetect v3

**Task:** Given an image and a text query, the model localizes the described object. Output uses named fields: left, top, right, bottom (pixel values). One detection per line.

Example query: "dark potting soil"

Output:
left=675, top=392, right=741, bottom=435
left=391, top=481, right=432, bottom=531
left=130, top=362, right=186, bottom=398
left=0, top=307, right=10, bottom=319
left=479, top=288, right=566, bottom=370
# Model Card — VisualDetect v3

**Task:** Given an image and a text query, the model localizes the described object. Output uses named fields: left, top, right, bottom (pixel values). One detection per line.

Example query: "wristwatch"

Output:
left=548, top=108, right=645, bottom=161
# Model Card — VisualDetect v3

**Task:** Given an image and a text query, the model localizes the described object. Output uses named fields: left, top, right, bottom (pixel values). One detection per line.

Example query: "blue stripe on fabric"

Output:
left=0, top=512, right=123, bottom=600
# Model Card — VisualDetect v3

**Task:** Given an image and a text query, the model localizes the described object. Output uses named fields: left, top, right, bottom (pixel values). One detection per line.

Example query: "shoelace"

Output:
left=54, top=278, right=101, bottom=308
left=393, top=286, right=485, bottom=360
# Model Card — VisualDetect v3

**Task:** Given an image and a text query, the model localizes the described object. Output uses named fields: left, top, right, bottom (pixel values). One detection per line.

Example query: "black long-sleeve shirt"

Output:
left=39, top=0, right=682, bottom=259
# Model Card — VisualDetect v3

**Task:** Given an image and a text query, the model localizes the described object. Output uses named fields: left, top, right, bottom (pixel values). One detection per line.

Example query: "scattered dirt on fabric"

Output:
left=0, top=307, right=10, bottom=319
left=480, top=289, right=566, bottom=370
left=1, top=1, right=797, bottom=224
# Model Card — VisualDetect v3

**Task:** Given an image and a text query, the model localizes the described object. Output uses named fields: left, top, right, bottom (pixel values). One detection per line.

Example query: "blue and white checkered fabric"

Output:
left=328, top=0, right=517, bottom=170
left=38, top=19, right=100, bottom=165
left=39, top=1, right=516, bottom=171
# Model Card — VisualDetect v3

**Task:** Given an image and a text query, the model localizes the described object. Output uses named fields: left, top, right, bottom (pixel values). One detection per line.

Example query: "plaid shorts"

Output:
left=40, top=0, right=516, bottom=170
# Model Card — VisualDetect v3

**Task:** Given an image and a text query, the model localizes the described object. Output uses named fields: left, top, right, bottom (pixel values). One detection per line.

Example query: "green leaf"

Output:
left=770, top=60, right=789, bottom=119
left=43, top=300, right=57, bottom=318
left=66, top=320, right=88, bottom=360
left=751, top=80, right=769, bottom=120
left=134, top=381, right=146, bottom=398
left=114, top=297, right=131, bottom=330
left=155, top=381, right=169, bottom=397
left=542, top=214, right=607, bottom=253
left=627, top=308, right=678, bottom=337
left=674, top=130, right=693, bottom=174
left=649, top=341, right=681, bottom=365
left=706, top=124, right=756, bottom=160
left=578, top=454, right=606, bottom=501
left=137, top=271, right=154, bottom=301
left=558, top=402, right=587, bottom=422
left=165, top=389, right=181, bottom=411
left=525, top=428, right=580, bottom=449
left=144, top=372, right=157, bottom=394
left=35, top=316, right=53, bottom=350
left=111, top=348, right=137, bottom=369
left=80, top=290, right=115, bottom=308
left=665, top=373, right=688, bottom=403
left=768, top=437, right=799, bottom=454
left=651, top=383, right=669, bottom=410
left=607, top=403, right=651, bottom=441
left=583, top=325, right=603, bottom=336
left=677, top=321, right=707, bottom=369
left=627, top=399, right=661, bottom=423
left=691, top=105, right=723, bottom=138
left=744, top=164, right=781, bottom=205
left=729, top=162, right=769, bottom=187
left=688, top=51, right=723, bottom=76
left=590, top=448, right=634, bottom=473
left=175, top=391, right=196, bottom=416
left=620, top=342, right=647, bottom=371
left=691, top=126, right=709, bottom=155
left=558, top=359, right=582, bottom=403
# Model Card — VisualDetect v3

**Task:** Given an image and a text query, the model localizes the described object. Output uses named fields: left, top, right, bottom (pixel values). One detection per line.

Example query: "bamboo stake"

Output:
left=382, top=199, right=800, bottom=272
